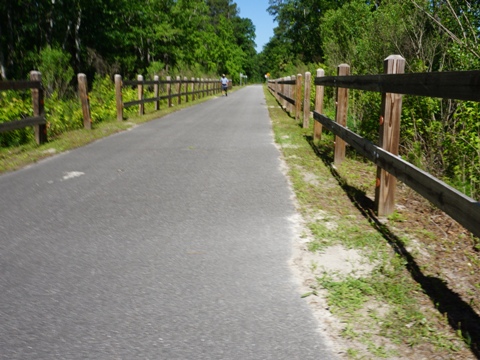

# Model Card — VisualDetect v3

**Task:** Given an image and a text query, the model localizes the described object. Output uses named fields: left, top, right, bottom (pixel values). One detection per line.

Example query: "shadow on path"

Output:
left=306, top=135, right=480, bottom=358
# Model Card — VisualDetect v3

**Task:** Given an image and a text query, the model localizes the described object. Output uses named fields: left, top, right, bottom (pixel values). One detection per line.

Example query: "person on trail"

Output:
left=220, top=74, right=229, bottom=96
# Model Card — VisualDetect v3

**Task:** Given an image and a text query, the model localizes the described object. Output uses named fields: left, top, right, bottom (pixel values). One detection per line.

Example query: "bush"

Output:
left=0, top=90, right=34, bottom=146
left=38, top=46, right=75, bottom=98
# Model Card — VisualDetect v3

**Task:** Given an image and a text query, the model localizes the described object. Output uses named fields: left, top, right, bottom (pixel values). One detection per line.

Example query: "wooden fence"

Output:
left=114, top=75, right=224, bottom=121
left=267, top=75, right=303, bottom=123
left=0, top=71, right=47, bottom=144
left=1, top=73, right=227, bottom=142
left=268, top=54, right=480, bottom=239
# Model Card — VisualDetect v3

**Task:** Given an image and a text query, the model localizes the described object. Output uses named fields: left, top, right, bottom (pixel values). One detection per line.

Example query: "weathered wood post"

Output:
left=275, top=79, right=279, bottom=101
left=77, top=73, right=91, bottom=129
left=191, top=77, right=196, bottom=101
left=30, top=71, right=47, bottom=144
left=184, top=77, right=188, bottom=102
left=314, top=69, right=325, bottom=141
left=290, top=75, right=295, bottom=114
left=375, top=55, right=406, bottom=216
left=154, top=75, right=160, bottom=110
left=137, top=75, right=144, bottom=115
left=114, top=74, right=123, bottom=121
left=334, top=64, right=350, bottom=164
left=295, top=73, right=302, bottom=122
left=166, top=76, right=172, bottom=107
left=176, top=76, right=182, bottom=105
left=303, top=72, right=311, bottom=128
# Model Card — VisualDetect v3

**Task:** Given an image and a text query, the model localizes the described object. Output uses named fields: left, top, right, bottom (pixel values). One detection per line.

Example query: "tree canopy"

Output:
left=259, top=0, right=480, bottom=200
left=260, top=0, right=480, bottom=76
left=0, top=0, right=259, bottom=82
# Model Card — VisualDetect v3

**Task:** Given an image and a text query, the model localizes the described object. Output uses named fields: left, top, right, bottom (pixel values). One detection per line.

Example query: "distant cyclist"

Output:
left=220, top=74, right=229, bottom=96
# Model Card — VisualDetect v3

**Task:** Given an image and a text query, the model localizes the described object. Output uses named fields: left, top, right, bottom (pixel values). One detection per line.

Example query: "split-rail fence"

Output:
left=114, top=75, right=224, bottom=121
left=1, top=73, right=230, bottom=144
left=268, top=54, right=480, bottom=239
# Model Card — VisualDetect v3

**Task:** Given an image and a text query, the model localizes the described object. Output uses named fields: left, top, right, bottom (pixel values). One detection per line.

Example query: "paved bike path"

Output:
left=0, top=85, right=338, bottom=359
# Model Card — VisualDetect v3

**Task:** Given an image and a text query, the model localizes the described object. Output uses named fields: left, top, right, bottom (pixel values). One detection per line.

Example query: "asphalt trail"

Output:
left=0, top=85, right=338, bottom=359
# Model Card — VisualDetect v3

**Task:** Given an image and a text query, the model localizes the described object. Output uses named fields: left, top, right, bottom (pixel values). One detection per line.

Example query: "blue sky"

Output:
left=235, top=0, right=277, bottom=53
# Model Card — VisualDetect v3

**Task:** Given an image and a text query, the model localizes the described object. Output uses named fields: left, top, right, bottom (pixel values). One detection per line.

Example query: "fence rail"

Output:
left=315, top=70, right=480, bottom=101
left=268, top=54, right=480, bottom=239
left=313, top=112, right=480, bottom=238
left=115, top=75, right=224, bottom=120
left=267, top=75, right=302, bottom=122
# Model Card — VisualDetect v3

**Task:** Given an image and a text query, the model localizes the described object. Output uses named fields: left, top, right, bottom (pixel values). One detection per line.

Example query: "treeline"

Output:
left=259, top=0, right=480, bottom=200
left=0, top=0, right=259, bottom=83
left=0, top=0, right=261, bottom=148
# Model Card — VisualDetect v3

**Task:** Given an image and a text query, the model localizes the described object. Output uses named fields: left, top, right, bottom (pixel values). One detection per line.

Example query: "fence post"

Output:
left=177, top=76, right=181, bottom=105
left=334, top=64, right=350, bottom=164
left=166, top=76, right=172, bottom=107
left=191, top=77, right=196, bottom=101
left=154, top=75, right=160, bottom=110
left=184, top=77, right=188, bottom=102
left=303, top=72, right=311, bottom=128
left=287, top=75, right=297, bottom=115
left=375, top=55, right=406, bottom=216
left=314, top=69, right=325, bottom=141
left=115, top=74, right=123, bottom=121
left=77, top=73, right=92, bottom=129
left=287, top=77, right=290, bottom=112
left=30, top=71, right=47, bottom=144
left=137, top=75, right=144, bottom=115
left=295, top=74, right=302, bottom=122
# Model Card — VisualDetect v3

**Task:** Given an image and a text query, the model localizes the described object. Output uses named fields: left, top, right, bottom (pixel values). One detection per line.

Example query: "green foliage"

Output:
left=1, top=0, right=259, bottom=82
left=0, top=91, right=34, bottom=146
left=146, top=62, right=167, bottom=79
left=44, top=92, right=84, bottom=137
left=443, top=101, right=480, bottom=198
left=263, top=0, right=480, bottom=200
left=89, top=75, right=130, bottom=124
left=38, top=46, right=75, bottom=98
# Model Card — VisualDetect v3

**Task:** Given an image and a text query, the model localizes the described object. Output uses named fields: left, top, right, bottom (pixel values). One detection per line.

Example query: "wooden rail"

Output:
left=115, top=75, right=222, bottom=120
left=0, top=71, right=47, bottom=144
left=313, top=112, right=480, bottom=239
left=267, top=76, right=302, bottom=122
left=268, top=54, right=480, bottom=239
left=314, top=71, right=480, bottom=101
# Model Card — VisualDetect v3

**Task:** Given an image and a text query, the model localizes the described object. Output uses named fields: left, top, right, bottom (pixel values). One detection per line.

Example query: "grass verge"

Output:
left=264, top=86, right=475, bottom=359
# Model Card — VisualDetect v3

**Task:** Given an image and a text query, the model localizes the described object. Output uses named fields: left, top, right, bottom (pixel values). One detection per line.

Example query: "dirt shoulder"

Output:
left=266, top=88, right=480, bottom=359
